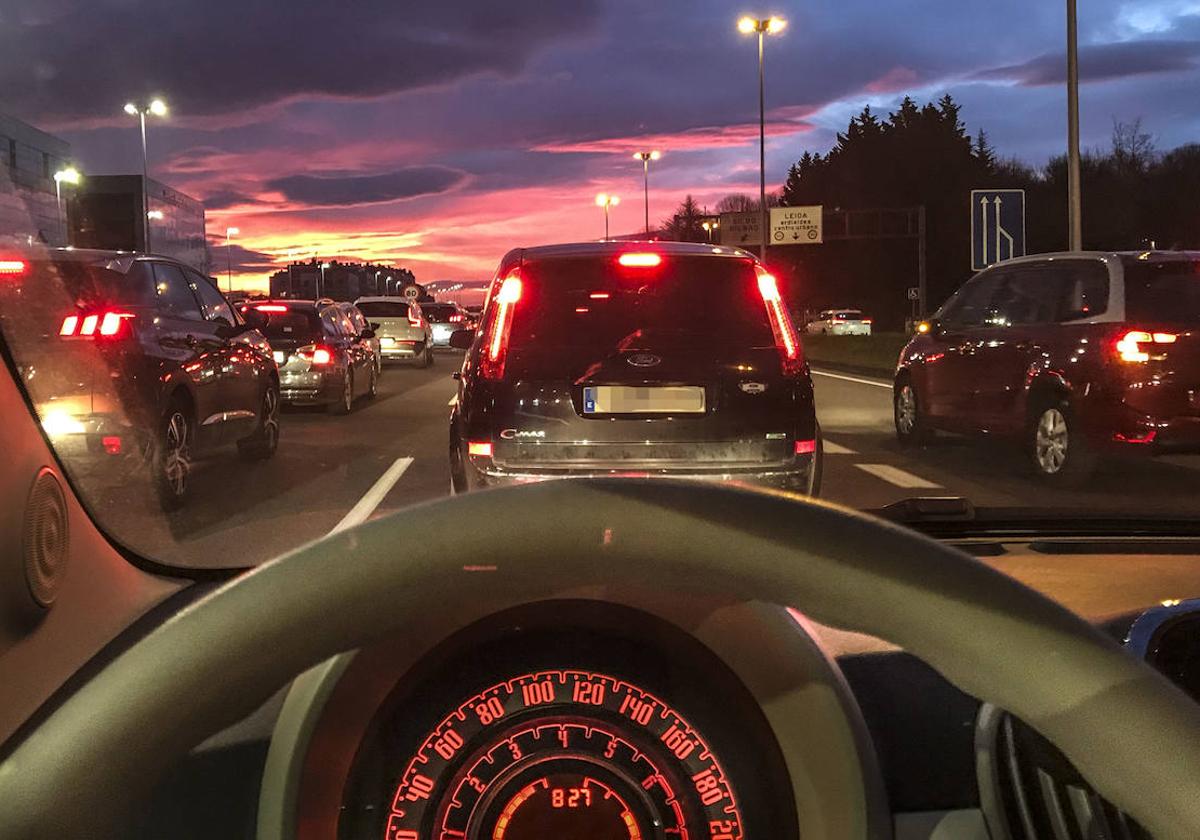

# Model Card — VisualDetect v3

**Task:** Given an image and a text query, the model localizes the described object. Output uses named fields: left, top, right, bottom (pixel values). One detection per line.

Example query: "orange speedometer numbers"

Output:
left=383, top=670, right=742, bottom=840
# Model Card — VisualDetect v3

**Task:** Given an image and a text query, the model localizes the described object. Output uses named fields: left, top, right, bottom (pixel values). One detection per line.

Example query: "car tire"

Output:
left=330, top=370, right=354, bottom=415
left=153, top=400, right=193, bottom=512
left=366, top=364, right=379, bottom=400
left=894, top=377, right=931, bottom=446
left=1027, top=397, right=1096, bottom=486
left=422, top=344, right=434, bottom=368
left=807, top=423, right=824, bottom=498
left=238, top=383, right=280, bottom=461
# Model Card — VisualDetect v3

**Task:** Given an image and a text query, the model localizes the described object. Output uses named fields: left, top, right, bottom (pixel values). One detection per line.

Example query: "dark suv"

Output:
left=1, top=249, right=280, bottom=510
left=894, top=251, right=1200, bottom=483
left=448, top=241, right=821, bottom=493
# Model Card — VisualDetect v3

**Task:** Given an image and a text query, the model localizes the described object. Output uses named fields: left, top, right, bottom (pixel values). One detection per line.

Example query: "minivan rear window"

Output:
left=1124, top=259, right=1200, bottom=323
left=508, top=255, right=775, bottom=351
left=355, top=301, right=411, bottom=318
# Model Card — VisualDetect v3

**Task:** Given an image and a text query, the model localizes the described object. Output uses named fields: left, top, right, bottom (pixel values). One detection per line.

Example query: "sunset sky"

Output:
left=4, top=0, right=1199, bottom=291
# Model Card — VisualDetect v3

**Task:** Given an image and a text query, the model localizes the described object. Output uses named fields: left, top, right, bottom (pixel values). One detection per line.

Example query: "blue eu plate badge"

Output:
left=584, top=387, right=597, bottom=414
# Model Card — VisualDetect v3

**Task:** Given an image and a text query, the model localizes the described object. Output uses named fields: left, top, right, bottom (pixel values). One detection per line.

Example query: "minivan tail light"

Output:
left=618, top=252, right=662, bottom=268
left=481, top=272, right=522, bottom=380
left=1116, top=329, right=1177, bottom=363
left=0, top=259, right=27, bottom=275
left=755, top=267, right=802, bottom=372
left=467, top=441, right=493, bottom=457
left=255, top=304, right=289, bottom=313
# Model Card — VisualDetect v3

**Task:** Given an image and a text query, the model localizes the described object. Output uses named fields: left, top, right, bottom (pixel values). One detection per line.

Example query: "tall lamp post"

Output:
left=595, top=193, right=620, bottom=239
left=1066, top=0, right=1082, bottom=251
left=53, top=167, right=80, bottom=244
left=632, top=151, right=661, bottom=235
left=737, top=15, right=786, bottom=259
left=701, top=219, right=719, bottom=242
left=123, top=98, right=167, bottom=252
left=224, top=227, right=240, bottom=293
left=319, top=262, right=330, bottom=299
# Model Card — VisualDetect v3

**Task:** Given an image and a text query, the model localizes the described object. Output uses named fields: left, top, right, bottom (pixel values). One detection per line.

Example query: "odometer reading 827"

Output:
left=383, top=670, right=743, bottom=840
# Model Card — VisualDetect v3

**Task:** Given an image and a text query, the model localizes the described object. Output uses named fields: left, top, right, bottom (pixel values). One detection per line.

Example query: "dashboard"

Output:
left=258, top=597, right=889, bottom=840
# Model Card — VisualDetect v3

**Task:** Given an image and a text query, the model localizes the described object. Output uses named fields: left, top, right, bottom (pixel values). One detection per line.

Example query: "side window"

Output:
left=187, top=271, right=236, bottom=327
left=151, top=263, right=203, bottom=321
left=1057, top=261, right=1110, bottom=321
left=319, top=308, right=345, bottom=338
left=991, top=266, right=1065, bottom=326
left=938, top=272, right=1004, bottom=329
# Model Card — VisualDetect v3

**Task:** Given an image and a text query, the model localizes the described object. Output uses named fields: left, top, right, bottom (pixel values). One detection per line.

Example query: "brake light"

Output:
left=0, top=259, right=27, bottom=275
left=618, top=252, right=662, bottom=268
left=468, top=441, right=493, bottom=457
left=101, top=435, right=123, bottom=455
left=862, top=318, right=873, bottom=324
left=1114, top=430, right=1157, bottom=444
left=795, top=439, right=817, bottom=455
left=1116, top=329, right=1177, bottom=363
left=450, top=314, right=463, bottom=322
left=60, top=310, right=135, bottom=339
left=255, top=304, right=289, bottom=312
left=589, top=292, right=610, bottom=299
left=481, top=272, right=522, bottom=379
left=298, top=344, right=334, bottom=366
left=408, top=309, right=423, bottom=327
left=755, top=267, right=802, bottom=372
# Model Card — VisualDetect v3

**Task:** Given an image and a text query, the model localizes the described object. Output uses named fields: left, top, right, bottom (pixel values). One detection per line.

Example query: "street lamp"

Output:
left=386, top=275, right=394, bottom=295
left=319, top=262, right=330, bottom=299
left=53, top=167, right=80, bottom=242
left=225, top=227, right=240, bottom=293
left=632, top=150, right=661, bottom=235
left=737, top=16, right=786, bottom=258
left=123, top=98, right=168, bottom=252
left=702, top=219, right=720, bottom=242
left=1066, top=0, right=1082, bottom=251
left=595, top=193, right=620, bottom=239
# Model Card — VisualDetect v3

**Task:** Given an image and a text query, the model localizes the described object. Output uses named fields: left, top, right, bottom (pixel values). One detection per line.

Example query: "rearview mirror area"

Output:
left=449, top=329, right=475, bottom=350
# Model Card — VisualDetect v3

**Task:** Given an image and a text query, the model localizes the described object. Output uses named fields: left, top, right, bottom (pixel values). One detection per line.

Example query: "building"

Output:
left=0, top=112, right=73, bottom=247
left=269, top=261, right=418, bottom=301
left=69, top=175, right=209, bottom=273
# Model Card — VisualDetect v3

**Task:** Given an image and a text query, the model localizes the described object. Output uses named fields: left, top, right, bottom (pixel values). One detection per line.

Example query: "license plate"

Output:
left=380, top=337, right=396, bottom=346
left=583, top=386, right=706, bottom=414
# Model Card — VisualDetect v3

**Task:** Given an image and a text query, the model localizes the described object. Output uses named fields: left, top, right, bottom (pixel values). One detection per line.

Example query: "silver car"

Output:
left=353, top=297, right=434, bottom=366
left=806, top=308, right=873, bottom=336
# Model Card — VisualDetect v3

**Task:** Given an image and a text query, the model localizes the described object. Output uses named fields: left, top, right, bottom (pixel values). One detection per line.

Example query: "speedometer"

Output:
left=383, top=669, right=743, bottom=840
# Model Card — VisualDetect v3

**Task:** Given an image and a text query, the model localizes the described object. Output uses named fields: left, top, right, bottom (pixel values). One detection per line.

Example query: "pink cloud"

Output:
left=532, top=119, right=813, bottom=154
left=864, top=66, right=920, bottom=93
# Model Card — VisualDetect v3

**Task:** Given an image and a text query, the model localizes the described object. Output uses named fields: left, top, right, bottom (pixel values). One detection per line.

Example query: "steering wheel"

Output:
left=2, top=479, right=1199, bottom=839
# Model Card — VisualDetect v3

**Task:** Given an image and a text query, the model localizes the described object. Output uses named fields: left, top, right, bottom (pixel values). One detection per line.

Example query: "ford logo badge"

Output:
left=627, top=353, right=662, bottom=367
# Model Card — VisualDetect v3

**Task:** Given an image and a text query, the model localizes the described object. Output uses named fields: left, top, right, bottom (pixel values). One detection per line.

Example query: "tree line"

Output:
left=660, top=95, right=1200, bottom=327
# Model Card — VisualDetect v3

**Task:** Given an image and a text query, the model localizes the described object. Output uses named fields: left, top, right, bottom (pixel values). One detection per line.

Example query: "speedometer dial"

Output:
left=383, top=670, right=743, bottom=840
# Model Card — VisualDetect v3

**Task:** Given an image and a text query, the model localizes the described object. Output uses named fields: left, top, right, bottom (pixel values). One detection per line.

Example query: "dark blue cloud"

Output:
left=265, top=166, right=465, bottom=207
left=971, top=39, right=1200, bottom=86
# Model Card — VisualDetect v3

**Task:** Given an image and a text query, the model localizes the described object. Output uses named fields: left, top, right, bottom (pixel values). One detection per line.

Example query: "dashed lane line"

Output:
left=811, top=369, right=892, bottom=389
left=328, top=456, right=414, bottom=536
left=822, top=440, right=857, bottom=455
left=854, top=463, right=941, bottom=489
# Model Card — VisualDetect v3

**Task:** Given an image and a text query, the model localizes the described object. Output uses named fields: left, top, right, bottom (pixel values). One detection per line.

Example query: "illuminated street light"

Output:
left=319, top=261, right=331, bottom=299
left=595, top=193, right=620, bottom=240
left=225, top=227, right=240, bottom=293
left=632, top=151, right=661, bottom=235
left=737, top=16, right=786, bottom=258
left=53, top=167, right=81, bottom=239
left=123, top=98, right=168, bottom=252
left=146, top=210, right=164, bottom=220
left=702, top=219, right=720, bottom=242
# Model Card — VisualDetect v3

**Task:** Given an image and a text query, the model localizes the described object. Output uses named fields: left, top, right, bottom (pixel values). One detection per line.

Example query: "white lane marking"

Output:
left=448, top=394, right=458, bottom=406
left=328, top=456, right=414, bottom=535
left=855, top=463, right=941, bottom=489
left=822, top=440, right=857, bottom=455
left=812, top=369, right=892, bottom=389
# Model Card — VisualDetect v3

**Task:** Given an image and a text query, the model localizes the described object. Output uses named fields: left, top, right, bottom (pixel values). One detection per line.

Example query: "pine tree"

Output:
left=974, top=129, right=997, bottom=170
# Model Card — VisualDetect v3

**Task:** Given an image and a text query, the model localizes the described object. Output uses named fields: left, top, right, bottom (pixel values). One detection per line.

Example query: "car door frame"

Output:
left=186, top=268, right=260, bottom=441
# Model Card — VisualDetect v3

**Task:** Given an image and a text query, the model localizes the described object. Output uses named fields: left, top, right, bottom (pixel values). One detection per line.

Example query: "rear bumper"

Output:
left=459, top=453, right=818, bottom=495
left=379, top=339, right=427, bottom=361
left=1083, top=397, right=1200, bottom=455
left=279, top=371, right=340, bottom=405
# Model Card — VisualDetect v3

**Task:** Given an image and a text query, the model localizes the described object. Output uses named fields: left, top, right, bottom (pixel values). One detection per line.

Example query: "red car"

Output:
left=894, top=251, right=1200, bottom=483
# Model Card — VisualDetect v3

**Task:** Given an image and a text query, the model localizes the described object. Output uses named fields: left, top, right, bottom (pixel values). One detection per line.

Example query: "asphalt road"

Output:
left=71, top=351, right=1200, bottom=631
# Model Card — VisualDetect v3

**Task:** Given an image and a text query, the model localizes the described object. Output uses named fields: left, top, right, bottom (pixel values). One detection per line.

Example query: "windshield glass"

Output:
left=510, top=256, right=774, bottom=351
left=1, top=3, right=1199, bottom=576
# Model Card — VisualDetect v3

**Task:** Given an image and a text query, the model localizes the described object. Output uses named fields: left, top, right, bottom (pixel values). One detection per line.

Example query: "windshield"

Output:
left=509, top=255, right=774, bottom=351
left=0, top=2, right=1199, bottom=582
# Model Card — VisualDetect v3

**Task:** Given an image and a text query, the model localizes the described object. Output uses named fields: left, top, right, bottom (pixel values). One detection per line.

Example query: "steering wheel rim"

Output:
left=1, top=479, right=1198, bottom=838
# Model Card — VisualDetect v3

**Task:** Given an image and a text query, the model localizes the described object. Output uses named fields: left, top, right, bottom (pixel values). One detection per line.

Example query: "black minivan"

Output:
left=3, top=249, right=280, bottom=511
left=448, top=241, right=821, bottom=494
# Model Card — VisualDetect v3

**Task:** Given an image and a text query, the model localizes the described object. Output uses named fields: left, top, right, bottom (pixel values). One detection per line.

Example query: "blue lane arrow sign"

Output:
left=970, top=189, right=1026, bottom=271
